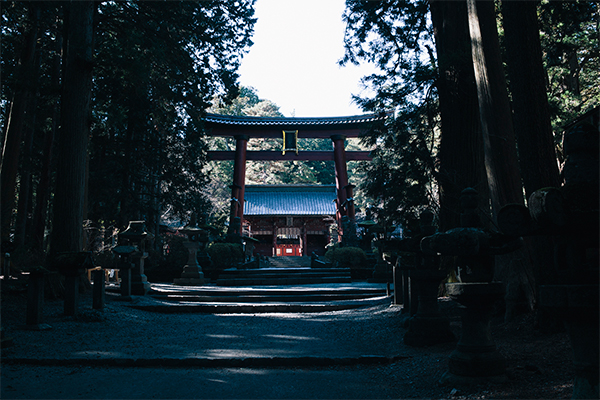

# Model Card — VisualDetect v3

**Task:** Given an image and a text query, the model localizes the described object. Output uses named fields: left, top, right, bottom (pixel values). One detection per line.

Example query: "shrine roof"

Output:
left=203, top=112, right=389, bottom=138
left=205, top=113, right=386, bottom=127
left=244, top=185, right=337, bottom=216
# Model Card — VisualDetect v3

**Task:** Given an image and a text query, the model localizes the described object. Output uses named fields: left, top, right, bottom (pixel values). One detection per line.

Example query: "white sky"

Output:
left=237, top=0, right=376, bottom=117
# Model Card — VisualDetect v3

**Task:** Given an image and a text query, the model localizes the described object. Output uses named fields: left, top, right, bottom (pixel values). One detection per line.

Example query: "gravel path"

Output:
left=1, top=283, right=575, bottom=399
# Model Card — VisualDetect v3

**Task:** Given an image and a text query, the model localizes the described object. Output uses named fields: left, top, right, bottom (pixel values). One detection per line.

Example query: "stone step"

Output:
left=215, top=276, right=352, bottom=287
left=150, top=293, right=384, bottom=303
left=217, top=267, right=348, bottom=275
left=214, top=266, right=352, bottom=286
left=129, top=296, right=392, bottom=314
left=150, top=286, right=386, bottom=297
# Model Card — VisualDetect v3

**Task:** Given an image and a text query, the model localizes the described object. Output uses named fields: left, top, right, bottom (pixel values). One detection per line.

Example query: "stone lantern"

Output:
left=421, top=188, right=522, bottom=383
left=174, top=214, right=210, bottom=286
left=119, top=221, right=151, bottom=295
left=383, top=210, right=455, bottom=346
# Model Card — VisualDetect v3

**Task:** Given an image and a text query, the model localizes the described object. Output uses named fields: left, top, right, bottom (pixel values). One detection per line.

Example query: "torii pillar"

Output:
left=331, top=134, right=355, bottom=232
left=231, top=135, right=248, bottom=222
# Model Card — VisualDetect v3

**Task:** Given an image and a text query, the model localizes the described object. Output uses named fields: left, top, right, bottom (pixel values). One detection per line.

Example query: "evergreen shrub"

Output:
left=324, top=246, right=367, bottom=269
left=206, top=242, right=243, bottom=269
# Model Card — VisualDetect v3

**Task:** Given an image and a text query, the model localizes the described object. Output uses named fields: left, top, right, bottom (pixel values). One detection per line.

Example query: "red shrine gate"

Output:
left=204, top=113, right=387, bottom=255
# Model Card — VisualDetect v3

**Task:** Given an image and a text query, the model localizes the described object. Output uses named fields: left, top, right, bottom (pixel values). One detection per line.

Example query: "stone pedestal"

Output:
left=25, top=270, right=51, bottom=330
left=442, top=282, right=506, bottom=382
left=130, top=251, right=150, bottom=295
left=64, top=275, right=80, bottom=316
left=540, top=284, right=599, bottom=399
left=120, top=267, right=132, bottom=298
left=369, top=259, right=391, bottom=283
left=92, top=269, right=105, bottom=310
left=404, top=269, right=455, bottom=347
left=112, top=245, right=135, bottom=298
left=174, top=241, right=205, bottom=286
left=51, top=252, right=94, bottom=316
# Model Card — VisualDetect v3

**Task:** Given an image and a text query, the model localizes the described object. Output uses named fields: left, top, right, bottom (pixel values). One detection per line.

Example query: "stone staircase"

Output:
left=140, top=283, right=391, bottom=313
left=121, top=256, right=392, bottom=314
left=208, top=256, right=350, bottom=286
left=267, top=256, right=311, bottom=268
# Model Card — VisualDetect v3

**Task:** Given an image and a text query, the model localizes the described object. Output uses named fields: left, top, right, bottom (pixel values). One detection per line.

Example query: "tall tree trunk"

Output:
left=0, top=3, right=40, bottom=248
left=14, top=44, right=42, bottom=248
left=501, top=0, right=561, bottom=198
left=429, top=0, right=489, bottom=232
left=49, top=0, right=95, bottom=256
left=468, top=0, right=538, bottom=320
left=32, top=25, right=63, bottom=251
left=501, top=0, right=563, bottom=321
left=467, top=0, right=524, bottom=214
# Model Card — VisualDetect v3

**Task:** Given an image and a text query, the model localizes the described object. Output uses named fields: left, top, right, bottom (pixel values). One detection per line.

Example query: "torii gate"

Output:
left=204, top=112, right=387, bottom=235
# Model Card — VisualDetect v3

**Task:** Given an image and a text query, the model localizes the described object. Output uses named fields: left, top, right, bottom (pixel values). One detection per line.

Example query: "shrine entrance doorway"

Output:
left=204, top=112, right=387, bottom=246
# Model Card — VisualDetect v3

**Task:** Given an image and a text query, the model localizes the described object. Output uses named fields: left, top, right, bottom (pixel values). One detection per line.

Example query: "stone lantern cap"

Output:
left=119, top=221, right=148, bottom=243
left=112, top=245, right=137, bottom=256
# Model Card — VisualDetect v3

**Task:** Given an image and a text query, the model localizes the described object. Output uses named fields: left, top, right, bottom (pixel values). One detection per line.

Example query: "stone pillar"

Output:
left=232, top=135, right=249, bottom=221
left=113, top=245, right=135, bottom=298
left=130, top=250, right=150, bottom=295
left=64, top=275, right=79, bottom=316
left=444, top=282, right=506, bottom=380
left=92, top=269, right=105, bottom=310
left=25, top=270, right=50, bottom=330
left=51, top=252, right=94, bottom=316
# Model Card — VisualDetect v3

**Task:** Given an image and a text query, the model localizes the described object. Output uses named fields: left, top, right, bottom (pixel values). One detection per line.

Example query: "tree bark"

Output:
left=501, top=1, right=563, bottom=321
left=32, top=24, right=63, bottom=251
left=467, top=0, right=524, bottom=214
left=501, top=0, right=561, bottom=198
left=14, top=43, right=42, bottom=248
left=0, top=3, right=40, bottom=248
left=49, top=0, right=95, bottom=255
left=429, top=0, right=489, bottom=232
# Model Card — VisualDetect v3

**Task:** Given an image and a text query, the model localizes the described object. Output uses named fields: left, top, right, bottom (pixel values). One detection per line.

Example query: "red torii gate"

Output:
left=203, top=112, right=387, bottom=234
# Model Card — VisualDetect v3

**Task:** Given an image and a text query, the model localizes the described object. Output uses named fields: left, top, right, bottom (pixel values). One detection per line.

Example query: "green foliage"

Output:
left=340, top=1, right=438, bottom=225
left=340, top=0, right=434, bottom=112
left=538, top=1, right=599, bottom=137
left=324, top=246, right=367, bottom=269
left=206, top=242, right=243, bottom=268
left=87, top=1, right=257, bottom=230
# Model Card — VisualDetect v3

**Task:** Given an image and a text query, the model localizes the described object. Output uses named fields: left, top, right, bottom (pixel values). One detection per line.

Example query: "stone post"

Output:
left=92, top=269, right=105, bottom=310
left=25, top=269, right=51, bottom=330
left=112, top=245, right=136, bottom=298
left=50, top=252, right=94, bottom=316
left=119, top=221, right=151, bottom=295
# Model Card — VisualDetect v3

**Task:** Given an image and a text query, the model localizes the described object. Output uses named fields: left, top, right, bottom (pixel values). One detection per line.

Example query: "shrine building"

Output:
left=243, top=185, right=336, bottom=257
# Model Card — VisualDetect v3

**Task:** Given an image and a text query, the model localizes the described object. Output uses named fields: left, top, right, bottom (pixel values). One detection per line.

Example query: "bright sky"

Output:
left=237, top=0, right=376, bottom=117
